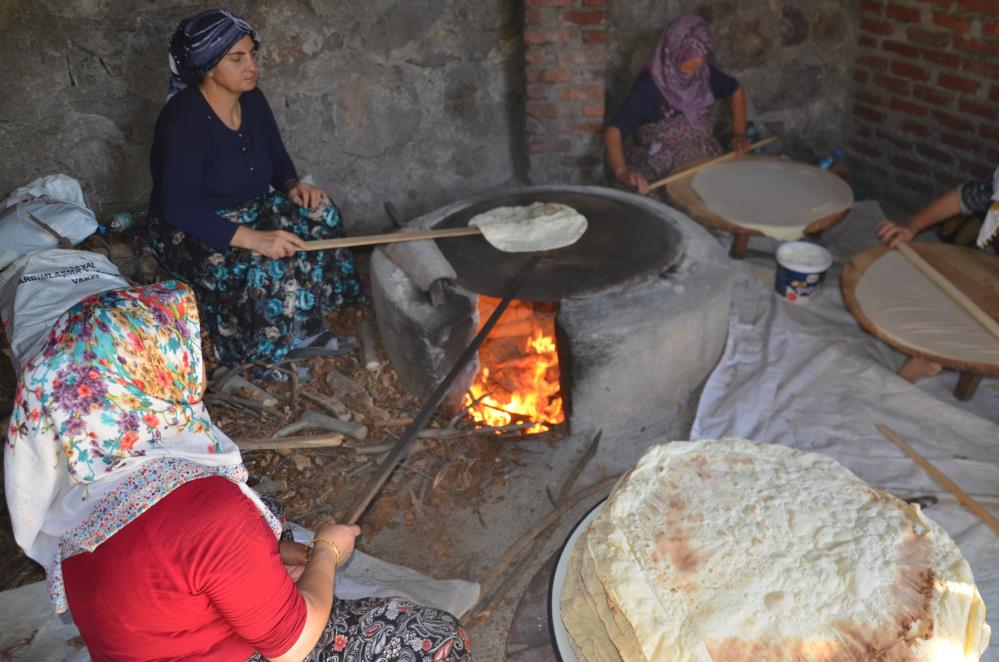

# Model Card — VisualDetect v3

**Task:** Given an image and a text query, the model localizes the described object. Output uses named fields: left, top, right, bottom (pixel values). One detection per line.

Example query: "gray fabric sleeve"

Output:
left=958, top=179, right=994, bottom=216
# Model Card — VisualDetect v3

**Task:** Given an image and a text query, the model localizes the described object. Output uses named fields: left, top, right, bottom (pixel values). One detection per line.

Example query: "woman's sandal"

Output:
left=253, top=365, right=310, bottom=384
left=285, top=331, right=357, bottom=360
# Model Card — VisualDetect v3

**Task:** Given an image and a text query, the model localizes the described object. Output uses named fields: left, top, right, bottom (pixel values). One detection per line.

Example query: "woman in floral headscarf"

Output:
left=148, top=9, right=363, bottom=372
left=5, top=282, right=470, bottom=661
left=604, top=15, right=749, bottom=195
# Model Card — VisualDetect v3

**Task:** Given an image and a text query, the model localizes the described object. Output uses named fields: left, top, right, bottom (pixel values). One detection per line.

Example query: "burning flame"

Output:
left=465, top=299, right=564, bottom=434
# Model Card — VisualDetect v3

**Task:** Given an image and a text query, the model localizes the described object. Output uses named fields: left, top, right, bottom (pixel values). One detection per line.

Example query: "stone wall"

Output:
left=848, top=0, right=998, bottom=213
left=0, top=1, right=864, bottom=230
left=606, top=1, right=858, bottom=170
left=0, top=0, right=522, bottom=231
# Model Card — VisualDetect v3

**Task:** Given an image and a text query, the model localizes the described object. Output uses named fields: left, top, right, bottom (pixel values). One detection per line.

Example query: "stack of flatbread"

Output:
left=560, top=438, right=990, bottom=661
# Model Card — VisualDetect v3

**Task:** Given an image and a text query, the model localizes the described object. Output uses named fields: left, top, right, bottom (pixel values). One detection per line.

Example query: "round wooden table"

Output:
left=665, top=156, right=850, bottom=258
left=841, top=242, right=999, bottom=400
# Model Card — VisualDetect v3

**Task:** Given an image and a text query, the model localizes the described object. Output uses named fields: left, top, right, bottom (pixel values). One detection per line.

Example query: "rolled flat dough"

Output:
left=692, top=157, right=854, bottom=240
left=468, top=202, right=587, bottom=253
left=855, top=250, right=999, bottom=365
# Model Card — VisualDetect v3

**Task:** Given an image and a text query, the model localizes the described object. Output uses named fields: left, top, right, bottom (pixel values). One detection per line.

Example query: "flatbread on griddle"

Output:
left=468, top=202, right=587, bottom=252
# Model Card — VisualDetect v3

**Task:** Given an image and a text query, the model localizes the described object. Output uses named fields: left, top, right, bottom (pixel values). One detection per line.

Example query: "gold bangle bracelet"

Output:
left=310, top=536, right=341, bottom=566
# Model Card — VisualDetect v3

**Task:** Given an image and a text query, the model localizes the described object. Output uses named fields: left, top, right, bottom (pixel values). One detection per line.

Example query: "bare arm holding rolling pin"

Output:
left=876, top=189, right=962, bottom=249
left=877, top=175, right=995, bottom=249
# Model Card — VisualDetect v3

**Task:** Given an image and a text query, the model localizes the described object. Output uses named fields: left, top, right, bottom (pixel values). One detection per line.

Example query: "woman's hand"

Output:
left=287, top=181, right=329, bottom=210
left=272, top=520, right=361, bottom=662
left=731, top=134, right=751, bottom=155
left=231, top=226, right=308, bottom=259
left=313, top=519, right=361, bottom=568
left=616, top=169, right=651, bottom=196
left=605, top=126, right=653, bottom=195
left=279, top=541, right=309, bottom=581
left=876, top=219, right=915, bottom=249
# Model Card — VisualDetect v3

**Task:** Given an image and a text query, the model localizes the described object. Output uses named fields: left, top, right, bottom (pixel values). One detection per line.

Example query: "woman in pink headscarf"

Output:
left=605, top=15, right=749, bottom=195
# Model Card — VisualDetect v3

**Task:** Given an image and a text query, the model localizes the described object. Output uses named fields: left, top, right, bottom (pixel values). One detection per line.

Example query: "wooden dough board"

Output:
left=665, top=155, right=849, bottom=257
left=842, top=242, right=999, bottom=377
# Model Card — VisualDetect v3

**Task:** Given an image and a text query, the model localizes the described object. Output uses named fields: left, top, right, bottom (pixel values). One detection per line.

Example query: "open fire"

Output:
left=464, top=297, right=564, bottom=434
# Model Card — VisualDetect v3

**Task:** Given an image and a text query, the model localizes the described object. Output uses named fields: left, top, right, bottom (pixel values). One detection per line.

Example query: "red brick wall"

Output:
left=849, top=0, right=998, bottom=211
left=524, top=0, right=607, bottom=184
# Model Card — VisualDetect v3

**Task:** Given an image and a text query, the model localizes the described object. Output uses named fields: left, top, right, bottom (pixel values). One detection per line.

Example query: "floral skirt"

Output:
left=247, top=596, right=471, bottom=662
left=613, top=107, right=722, bottom=199
left=149, top=191, right=364, bottom=366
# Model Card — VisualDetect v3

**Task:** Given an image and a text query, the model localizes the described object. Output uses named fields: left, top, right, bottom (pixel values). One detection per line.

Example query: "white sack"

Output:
left=0, top=200, right=100, bottom=270
left=0, top=249, right=129, bottom=374
left=2, top=173, right=88, bottom=211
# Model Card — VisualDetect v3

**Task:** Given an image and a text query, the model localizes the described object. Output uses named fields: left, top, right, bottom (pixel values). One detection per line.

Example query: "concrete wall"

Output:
left=847, top=0, right=997, bottom=214
left=606, top=1, right=859, bottom=167
left=0, top=0, right=523, bottom=231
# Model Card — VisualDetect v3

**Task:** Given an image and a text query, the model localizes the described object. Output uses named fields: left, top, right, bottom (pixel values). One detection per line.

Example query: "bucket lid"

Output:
left=776, top=241, right=833, bottom=274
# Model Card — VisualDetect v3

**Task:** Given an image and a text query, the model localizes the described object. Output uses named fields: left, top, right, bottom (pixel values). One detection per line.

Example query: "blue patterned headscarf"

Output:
left=168, top=8, right=258, bottom=99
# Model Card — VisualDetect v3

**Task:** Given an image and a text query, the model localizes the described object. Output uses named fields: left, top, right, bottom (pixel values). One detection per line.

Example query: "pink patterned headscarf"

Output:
left=645, top=15, right=715, bottom=122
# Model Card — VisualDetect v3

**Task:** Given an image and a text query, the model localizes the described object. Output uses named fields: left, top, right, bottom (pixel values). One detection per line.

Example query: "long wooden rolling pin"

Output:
left=304, top=226, right=482, bottom=252
left=896, top=243, right=999, bottom=341
left=877, top=424, right=999, bottom=536
left=647, top=134, right=780, bottom=192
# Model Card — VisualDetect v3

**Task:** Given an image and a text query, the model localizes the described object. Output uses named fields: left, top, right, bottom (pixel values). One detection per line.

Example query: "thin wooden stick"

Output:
left=471, top=431, right=603, bottom=622
left=303, top=226, right=482, bottom=252
left=234, top=433, right=347, bottom=450
left=461, top=474, right=621, bottom=625
left=648, top=135, right=780, bottom=192
left=876, top=424, right=999, bottom=536
left=896, top=243, right=999, bottom=341
left=416, top=422, right=536, bottom=439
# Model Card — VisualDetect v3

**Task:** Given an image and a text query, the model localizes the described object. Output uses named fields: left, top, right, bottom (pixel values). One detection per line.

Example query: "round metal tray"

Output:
left=547, top=499, right=607, bottom=661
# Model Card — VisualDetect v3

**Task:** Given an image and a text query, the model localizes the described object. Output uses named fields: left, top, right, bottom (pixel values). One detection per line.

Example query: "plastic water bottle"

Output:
left=105, top=210, right=148, bottom=234
left=817, top=148, right=842, bottom=170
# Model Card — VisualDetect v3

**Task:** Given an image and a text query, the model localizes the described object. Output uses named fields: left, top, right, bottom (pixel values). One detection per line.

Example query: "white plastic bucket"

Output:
left=774, top=241, right=833, bottom=303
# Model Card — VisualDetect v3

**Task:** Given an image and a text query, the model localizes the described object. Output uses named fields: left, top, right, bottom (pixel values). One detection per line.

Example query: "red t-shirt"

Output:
left=63, top=476, right=306, bottom=661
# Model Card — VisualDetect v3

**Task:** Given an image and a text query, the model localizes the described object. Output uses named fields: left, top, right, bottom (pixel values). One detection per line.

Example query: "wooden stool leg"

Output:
left=954, top=373, right=982, bottom=401
left=729, top=234, right=749, bottom=259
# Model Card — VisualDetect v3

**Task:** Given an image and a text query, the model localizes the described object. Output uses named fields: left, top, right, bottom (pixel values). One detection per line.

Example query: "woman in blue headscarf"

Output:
left=148, top=9, right=363, bottom=371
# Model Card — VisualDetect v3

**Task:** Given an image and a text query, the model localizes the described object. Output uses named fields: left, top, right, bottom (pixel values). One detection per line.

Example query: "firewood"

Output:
left=357, top=315, right=381, bottom=372
left=205, top=394, right=283, bottom=420
left=325, top=369, right=367, bottom=396
left=301, top=390, right=350, bottom=419
left=275, top=411, right=367, bottom=440
left=212, top=367, right=278, bottom=407
left=235, top=433, right=345, bottom=451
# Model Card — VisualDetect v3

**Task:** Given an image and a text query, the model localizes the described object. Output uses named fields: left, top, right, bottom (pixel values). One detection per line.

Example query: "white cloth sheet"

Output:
left=692, top=202, right=999, bottom=660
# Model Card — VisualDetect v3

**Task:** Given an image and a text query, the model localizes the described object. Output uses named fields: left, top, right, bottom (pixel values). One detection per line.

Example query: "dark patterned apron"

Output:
left=618, top=104, right=723, bottom=198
